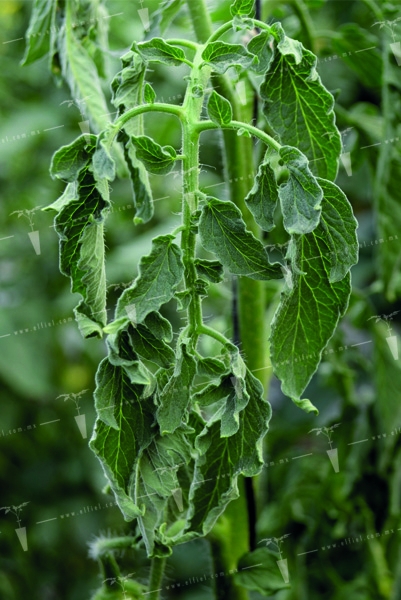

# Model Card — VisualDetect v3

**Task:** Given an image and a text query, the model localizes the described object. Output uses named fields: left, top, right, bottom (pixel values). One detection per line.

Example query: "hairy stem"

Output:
left=148, top=557, right=166, bottom=600
left=181, top=47, right=211, bottom=350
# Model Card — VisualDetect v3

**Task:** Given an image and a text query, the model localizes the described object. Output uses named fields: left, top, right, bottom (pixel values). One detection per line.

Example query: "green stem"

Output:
left=112, top=102, right=183, bottom=135
left=198, top=324, right=232, bottom=346
left=168, top=38, right=199, bottom=50
left=91, top=536, right=138, bottom=557
left=180, top=46, right=211, bottom=351
left=195, top=119, right=281, bottom=151
left=147, top=557, right=166, bottom=600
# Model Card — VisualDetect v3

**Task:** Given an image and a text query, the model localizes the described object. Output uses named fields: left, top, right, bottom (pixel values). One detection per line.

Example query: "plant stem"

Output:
left=147, top=557, right=166, bottom=600
left=195, top=119, right=281, bottom=151
left=180, top=46, right=211, bottom=351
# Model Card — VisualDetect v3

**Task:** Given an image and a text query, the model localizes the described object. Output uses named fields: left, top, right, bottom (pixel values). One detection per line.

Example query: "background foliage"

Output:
left=1, top=0, right=401, bottom=598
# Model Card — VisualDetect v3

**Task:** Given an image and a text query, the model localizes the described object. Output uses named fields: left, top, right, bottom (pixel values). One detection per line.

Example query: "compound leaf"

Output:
left=269, top=183, right=358, bottom=411
left=90, top=360, right=156, bottom=520
left=45, top=162, right=109, bottom=338
left=188, top=369, right=271, bottom=535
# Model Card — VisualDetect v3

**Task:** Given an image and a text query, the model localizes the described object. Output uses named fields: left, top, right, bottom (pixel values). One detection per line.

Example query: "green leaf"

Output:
left=245, top=156, right=278, bottom=232
left=202, top=41, right=258, bottom=74
left=134, top=427, right=193, bottom=556
left=116, top=235, right=184, bottom=324
left=156, top=343, right=197, bottom=434
left=269, top=182, right=358, bottom=411
left=331, top=24, right=383, bottom=88
left=50, top=135, right=97, bottom=182
left=144, top=311, right=173, bottom=343
left=45, top=165, right=110, bottom=338
left=247, top=31, right=273, bottom=74
left=230, top=0, right=255, bottom=17
left=234, top=548, right=291, bottom=595
left=278, top=146, right=323, bottom=234
left=198, top=197, right=282, bottom=280
left=21, top=0, right=56, bottom=66
left=111, top=53, right=146, bottom=109
left=90, top=359, right=156, bottom=520
left=196, top=356, right=228, bottom=378
left=120, top=131, right=154, bottom=225
left=194, top=352, right=249, bottom=437
left=92, top=137, right=116, bottom=182
left=130, top=135, right=177, bottom=175
left=315, top=178, right=359, bottom=282
left=194, top=259, right=224, bottom=283
left=134, top=38, right=187, bottom=66
left=144, top=82, right=156, bottom=104
left=58, top=2, right=110, bottom=132
left=207, top=91, right=233, bottom=127
left=128, top=322, right=175, bottom=368
left=261, top=23, right=341, bottom=180
left=188, top=369, right=271, bottom=535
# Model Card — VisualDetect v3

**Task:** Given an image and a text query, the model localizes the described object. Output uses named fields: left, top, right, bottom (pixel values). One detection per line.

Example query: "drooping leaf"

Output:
left=130, top=135, right=177, bottom=175
left=278, top=146, right=323, bottom=234
left=92, top=136, right=116, bottom=182
left=45, top=164, right=110, bottom=338
left=116, top=235, right=184, bottom=324
left=21, top=0, right=56, bottom=66
left=119, top=131, right=154, bottom=225
left=187, top=369, right=271, bottom=535
left=156, top=343, right=197, bottom=434
left=234, top=548, right=291, bottom=595
left=247, top=31, right=273, bottom=73
left=90, top=360, right=156, bottom=520
left=134, top=38, right=188, bottom=66
left=315, top=178, right=359, bottom=282
left=128, top=322, right=175, bottom=368
left=269, top=181, right=358, bottom=412
left=196, top=356, right=229, bottom=378
left=58, top=2, right=110, bottom=132
left=245, top=156, right=278, bottom=232
left=50, top=135, right=97, bottom=182
left=111, top=53, right=146, bottom=109
left=134, top=427, right=194, bottom=556
left=202, top=41, right=258, bottom=74
left=207, top=91, right=233, bottom=126
left=230, top=0, right=255, bottom=17
left=194, top=259, right=224, bottom=283
left=198, top=197, right=282, bottom=280
left=261, top=23, right=341, bottom=180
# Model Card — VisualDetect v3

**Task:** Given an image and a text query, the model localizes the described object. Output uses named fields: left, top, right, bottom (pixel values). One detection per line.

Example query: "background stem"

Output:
left=148, top=557, right=166, bottom=600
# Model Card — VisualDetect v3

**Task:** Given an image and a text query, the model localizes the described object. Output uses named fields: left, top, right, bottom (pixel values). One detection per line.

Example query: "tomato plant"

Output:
left=13, top=0, right=400, bottom=598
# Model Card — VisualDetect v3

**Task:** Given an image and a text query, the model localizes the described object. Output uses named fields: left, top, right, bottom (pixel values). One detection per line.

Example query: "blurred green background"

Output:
left=1, top=0, right=401, bottom=598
